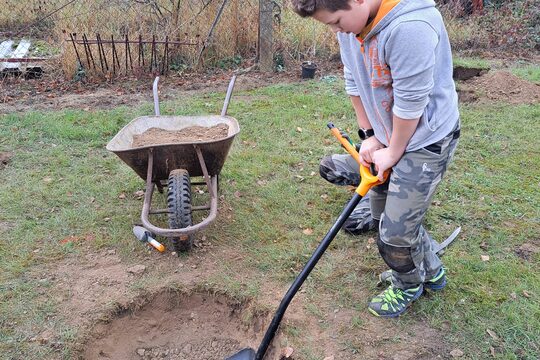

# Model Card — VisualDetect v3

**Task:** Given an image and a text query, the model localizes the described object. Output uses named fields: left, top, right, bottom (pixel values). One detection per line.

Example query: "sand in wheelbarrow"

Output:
left=81, top=290, right=271, bottom=360
left=132, top=124, right=229, bottom=148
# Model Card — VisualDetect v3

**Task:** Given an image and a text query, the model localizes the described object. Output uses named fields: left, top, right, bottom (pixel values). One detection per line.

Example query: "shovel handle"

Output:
left=327, top=122, right=360, bottom=164
left=327, top=122, right=389, bottom=196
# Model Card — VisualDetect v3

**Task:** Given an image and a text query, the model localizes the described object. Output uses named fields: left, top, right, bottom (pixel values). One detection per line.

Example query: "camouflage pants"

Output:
left=319, top=154, right=376, bottom=234
left=320, top=128, right=459, bottom=289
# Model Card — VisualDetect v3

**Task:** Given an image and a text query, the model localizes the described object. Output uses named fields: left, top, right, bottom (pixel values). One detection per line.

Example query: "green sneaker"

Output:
left=368, top=284, right=423, bottom=318
left=425, top=267, right=447, bottom=291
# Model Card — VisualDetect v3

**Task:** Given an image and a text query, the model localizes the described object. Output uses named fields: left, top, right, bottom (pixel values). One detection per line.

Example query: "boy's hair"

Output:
left=291, top=0, right=352, bottom=17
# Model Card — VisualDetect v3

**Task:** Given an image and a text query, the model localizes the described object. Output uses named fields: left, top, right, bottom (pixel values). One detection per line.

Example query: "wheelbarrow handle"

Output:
left=153, top=76, right=160, bottom=116
left=221, top=75, right=237, bottom=117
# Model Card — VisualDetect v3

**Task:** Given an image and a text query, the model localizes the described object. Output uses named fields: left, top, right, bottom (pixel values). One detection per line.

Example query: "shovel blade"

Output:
left=226, top=348, right=256, bottom=360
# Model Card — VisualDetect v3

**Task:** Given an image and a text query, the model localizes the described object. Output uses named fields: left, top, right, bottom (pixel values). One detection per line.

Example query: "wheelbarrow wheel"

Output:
left=167, top=169, right=194, bottom=253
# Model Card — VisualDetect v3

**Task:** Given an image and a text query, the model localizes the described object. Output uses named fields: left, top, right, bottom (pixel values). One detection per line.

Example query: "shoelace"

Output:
left=383, top=286, right=406, bottom=304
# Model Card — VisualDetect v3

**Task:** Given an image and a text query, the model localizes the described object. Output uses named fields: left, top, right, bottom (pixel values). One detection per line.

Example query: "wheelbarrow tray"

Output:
left=106, top=115, right=240, bottom=181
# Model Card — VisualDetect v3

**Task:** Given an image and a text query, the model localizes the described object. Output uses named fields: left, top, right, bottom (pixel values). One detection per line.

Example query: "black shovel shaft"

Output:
left=255, top=193, right=363, bottom=360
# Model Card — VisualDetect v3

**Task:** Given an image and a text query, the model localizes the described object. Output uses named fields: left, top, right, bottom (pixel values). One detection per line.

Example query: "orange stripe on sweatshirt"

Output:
left=358, top=0, right=401, bottom=39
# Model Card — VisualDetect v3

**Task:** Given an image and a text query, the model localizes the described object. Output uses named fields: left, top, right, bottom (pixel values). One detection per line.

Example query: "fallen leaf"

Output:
left=134, top=190, right=144, bottom=199
left=118, top=193, right=126, bottom=199
left=296, top=127, right=303, bottom=132
left=481, top=255, right=490, bottom=261
left=367, top=237, right=375, bottom=244
left=450, top=349, right=464, bottom=358
left=43, top=176, right=53, bottom=183
left=280, top=346, right=294, bottom=358
left=480, top=241, right=488, bottom=250
left=522, top=290, right=531, bottom=298
left=302, top=228, right=314, bottom=235
left=486, top=329, right=499, bottom=341
left=320, top=194, right=328, bottom=200
left=510, top=292, right=517, bottom=300
left=323, top=357, right=335, bottom=360
left=234, top=191, right=242, bottom=198
left=310, top=171, right=316, bottom=176
left=490, top=347, right=496, bottom=357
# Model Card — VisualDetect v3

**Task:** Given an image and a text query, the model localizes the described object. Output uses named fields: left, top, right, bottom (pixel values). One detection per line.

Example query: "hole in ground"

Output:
left=82, top=289, right=279, bottom=360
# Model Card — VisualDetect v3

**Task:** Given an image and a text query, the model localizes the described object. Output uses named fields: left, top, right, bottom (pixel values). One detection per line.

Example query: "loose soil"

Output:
left=132, top=124, right=229, bottom=148
left=83, top=291, right=268, bottom=360
left=461, top=70, right=540, bottom=104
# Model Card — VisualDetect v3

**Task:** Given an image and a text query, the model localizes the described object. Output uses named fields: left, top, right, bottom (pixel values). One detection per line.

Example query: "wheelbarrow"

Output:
left=106, top=76, right=240, bottom=253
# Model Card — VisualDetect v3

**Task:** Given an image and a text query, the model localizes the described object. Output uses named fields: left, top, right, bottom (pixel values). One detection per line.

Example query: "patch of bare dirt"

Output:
left=0, top=62, right=341, bottom=114
left=461, top=70, right=540, bottom=104
left=48, top=249, right=133, bottom=320
left=284, top=289, right=452, bottom=360
left=0, top=151, right=13, bottom=169
left=32, top=236, right=455, bottom=360
left=515, top=240, right=540, bottom=261
left=82, top=291, right=271, bottom=360
left=132, top=124, right=229, bottom=148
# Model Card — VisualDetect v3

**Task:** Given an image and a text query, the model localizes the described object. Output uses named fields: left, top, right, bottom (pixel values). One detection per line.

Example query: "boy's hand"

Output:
left=359, top=136, right=384, bottom=167
left=372, top=148, right=403, bottom=181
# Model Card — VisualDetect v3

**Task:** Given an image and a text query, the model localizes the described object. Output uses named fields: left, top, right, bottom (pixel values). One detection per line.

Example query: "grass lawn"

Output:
left=1, top=76, right=539, bottom=360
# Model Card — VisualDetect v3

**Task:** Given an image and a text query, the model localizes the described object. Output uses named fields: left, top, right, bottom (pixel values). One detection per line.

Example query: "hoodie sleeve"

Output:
left=337, top=33, right=361, bottom=97
left=385, top=20, right=439, bottom=119
left=343, top=65, right=360, bottom=96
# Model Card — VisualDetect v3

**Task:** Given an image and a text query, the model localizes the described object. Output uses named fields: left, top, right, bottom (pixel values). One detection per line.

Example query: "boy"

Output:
left=292, top=0, right=460, bottom=317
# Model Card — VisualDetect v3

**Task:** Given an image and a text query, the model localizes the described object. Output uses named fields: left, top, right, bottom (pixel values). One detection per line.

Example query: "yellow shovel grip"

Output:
left=327, top=122, right=389, bottom=196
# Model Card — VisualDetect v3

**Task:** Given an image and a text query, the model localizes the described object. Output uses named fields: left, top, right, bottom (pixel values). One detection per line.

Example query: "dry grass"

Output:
left=1, top=0, right=537, bottom=79
left=1, top=0, right=260, bottom=77
left=440, top=0, right=539, bottom=55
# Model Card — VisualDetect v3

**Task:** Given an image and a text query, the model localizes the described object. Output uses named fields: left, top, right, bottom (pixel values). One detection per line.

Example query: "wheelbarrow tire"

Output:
left=167, top=169, right=194, bottom=253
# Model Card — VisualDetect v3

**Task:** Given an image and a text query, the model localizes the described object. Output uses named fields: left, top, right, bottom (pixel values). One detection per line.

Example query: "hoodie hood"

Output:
left=359, top=0, right=437, bottom=40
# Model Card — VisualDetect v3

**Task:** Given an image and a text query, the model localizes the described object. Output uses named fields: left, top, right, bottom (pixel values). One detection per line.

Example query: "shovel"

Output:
left=226, top=123, right=388, bottom=360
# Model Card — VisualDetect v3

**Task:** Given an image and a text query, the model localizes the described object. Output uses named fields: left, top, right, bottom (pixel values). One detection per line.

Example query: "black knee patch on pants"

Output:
left=377, top=236, right=415, bottom=273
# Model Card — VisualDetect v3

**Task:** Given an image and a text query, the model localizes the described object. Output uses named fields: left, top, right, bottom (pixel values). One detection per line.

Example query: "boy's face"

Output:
left=312, top=0, right=371, bottom=35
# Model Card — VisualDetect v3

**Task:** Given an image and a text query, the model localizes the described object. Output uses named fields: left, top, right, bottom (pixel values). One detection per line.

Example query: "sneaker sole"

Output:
left=425, top=278, right=447, bottom=291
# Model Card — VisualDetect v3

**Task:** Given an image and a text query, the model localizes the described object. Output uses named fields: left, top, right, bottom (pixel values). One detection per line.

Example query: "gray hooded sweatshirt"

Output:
left=337, top=0, right=459, bottom=151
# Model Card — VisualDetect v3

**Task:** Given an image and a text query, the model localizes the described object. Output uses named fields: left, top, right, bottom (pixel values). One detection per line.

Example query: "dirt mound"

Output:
left=465, top=70, right=540, bottom=104
left=82, top=290, right=274, bottom=360
left=132, top=124, right=229, bottom=148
